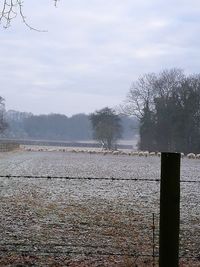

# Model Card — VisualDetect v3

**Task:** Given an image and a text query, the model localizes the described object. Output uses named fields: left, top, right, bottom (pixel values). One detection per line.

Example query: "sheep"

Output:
left=143, top=151, right=149, bottom=157
left=149, top=152, right=156, bottom=156
left=181, top=152, right=184, bottom=158
left=120, top=151, right=127, bottom=155
left=131, top=151, right=138, bottom=156
left=138, top=151, right=144, bottom=157
left=157, top=152, right=161, bottom=157
left=195, top=154, right=200, bottom=159
left=112, top=150, right=119, bottom=155
left=187, top=153, right=196, bottom=159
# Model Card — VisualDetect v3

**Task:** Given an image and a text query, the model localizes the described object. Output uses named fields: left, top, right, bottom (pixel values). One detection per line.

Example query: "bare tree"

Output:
left=0, top=0, right=59, bottom=30
left=119, top=73, right=156, bottom=119
left=119, top=69, right=184, bottom=119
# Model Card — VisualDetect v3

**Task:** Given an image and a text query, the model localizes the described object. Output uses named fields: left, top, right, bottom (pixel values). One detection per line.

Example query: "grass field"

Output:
left=0, top=149, right=199, bottom=266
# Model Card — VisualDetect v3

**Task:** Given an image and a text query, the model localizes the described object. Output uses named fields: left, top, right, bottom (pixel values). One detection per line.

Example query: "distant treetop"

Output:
left=90, top=107, right=123, bottom=150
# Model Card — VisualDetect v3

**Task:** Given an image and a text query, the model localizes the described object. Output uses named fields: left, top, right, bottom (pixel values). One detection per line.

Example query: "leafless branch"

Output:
left=0, top=0, right=58, bottom=31
left=54, top=0, right=59, bottom=7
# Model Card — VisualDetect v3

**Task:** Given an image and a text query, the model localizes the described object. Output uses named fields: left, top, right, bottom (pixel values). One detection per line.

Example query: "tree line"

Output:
left=122, top=68, right=200, bottom=153
left=1, top=109, right=138, bottom=142
left=1, top=68, right=200, bottom=152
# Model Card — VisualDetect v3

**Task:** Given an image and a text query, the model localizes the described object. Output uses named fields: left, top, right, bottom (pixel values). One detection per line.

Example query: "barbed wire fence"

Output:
left=0, top=175, right=199, bottom=183
left=0, top=174, right=199, bottom=266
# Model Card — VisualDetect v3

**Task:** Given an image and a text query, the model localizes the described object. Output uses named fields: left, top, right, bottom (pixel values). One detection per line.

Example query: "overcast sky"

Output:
left=1, top=0, right=200, bottom=116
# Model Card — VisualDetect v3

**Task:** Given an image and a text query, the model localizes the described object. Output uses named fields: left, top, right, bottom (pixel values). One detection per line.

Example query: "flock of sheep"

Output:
left=23, top=146, right=200, bottom=159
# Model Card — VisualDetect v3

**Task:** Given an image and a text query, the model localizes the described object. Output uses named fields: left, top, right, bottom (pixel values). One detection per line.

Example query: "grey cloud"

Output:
left=1, top=0, right=200, bottom=115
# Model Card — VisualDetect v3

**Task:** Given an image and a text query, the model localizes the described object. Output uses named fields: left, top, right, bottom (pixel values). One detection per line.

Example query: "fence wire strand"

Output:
left=0, top=174, right=199, bottom=264
left=0, top=244, right=198, bottom=260
left=0, top=175, right=199, bottom=183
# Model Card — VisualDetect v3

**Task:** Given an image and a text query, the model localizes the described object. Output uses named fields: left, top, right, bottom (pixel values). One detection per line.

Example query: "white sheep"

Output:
left=131, top=151, right=138, bottom=156
left=112, top=150, right=119, bottom=155
left=181, top=152, right=184, bottom=158
left=187, top=153, right=196, bottom=159
left=138, top=151, right=144, bottom=157
left=143, top=151, right=149, bottom=157
left=120, top=151, right=127, bottom=155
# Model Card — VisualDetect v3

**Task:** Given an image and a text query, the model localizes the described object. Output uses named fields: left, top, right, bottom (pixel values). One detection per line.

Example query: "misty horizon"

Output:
left=3, top=109, right=139, bottom=142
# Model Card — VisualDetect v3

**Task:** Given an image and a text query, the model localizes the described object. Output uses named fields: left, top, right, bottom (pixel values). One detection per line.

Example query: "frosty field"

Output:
left=0, top=149, right=199, bottom=266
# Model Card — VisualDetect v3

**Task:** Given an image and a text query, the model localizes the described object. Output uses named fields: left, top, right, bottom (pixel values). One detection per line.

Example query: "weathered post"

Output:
left=159, top=152, right=181, bottom=267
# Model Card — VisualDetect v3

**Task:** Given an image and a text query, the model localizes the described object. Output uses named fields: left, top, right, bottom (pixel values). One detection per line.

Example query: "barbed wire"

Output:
left=0, top=248, right=149, bottom=258
left=0, top=190, right=199, bottom=262
left=0, top=244, right=198, bottom=260
left=0, top=242, right=153, bottom=258
left=0, top=175, right=160, bottom=181
left=0, top=175, right=199, bottom=183
left=0, top=215, right=198, bottom=260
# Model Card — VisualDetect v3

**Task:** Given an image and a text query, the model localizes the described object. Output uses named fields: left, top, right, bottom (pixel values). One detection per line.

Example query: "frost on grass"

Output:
left=0, top=151, right=199, bottom=266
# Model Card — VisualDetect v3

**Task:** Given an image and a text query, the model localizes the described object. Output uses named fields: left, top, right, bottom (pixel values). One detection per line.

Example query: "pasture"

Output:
left=0, top=148, right=199, bottom=266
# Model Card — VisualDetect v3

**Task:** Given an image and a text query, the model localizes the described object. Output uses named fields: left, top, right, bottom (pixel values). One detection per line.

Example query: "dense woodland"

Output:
left=2, top=110, right=138, bottom=141
left=123, top=69, right=200, bottom=153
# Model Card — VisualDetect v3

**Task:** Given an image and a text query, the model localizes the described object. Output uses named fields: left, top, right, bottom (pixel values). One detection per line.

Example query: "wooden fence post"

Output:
left=159, top=152, right=181, bottom=267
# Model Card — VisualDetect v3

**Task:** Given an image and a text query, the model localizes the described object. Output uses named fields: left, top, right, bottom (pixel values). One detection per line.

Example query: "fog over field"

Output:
left=3, top=110, right=139, bottom=143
